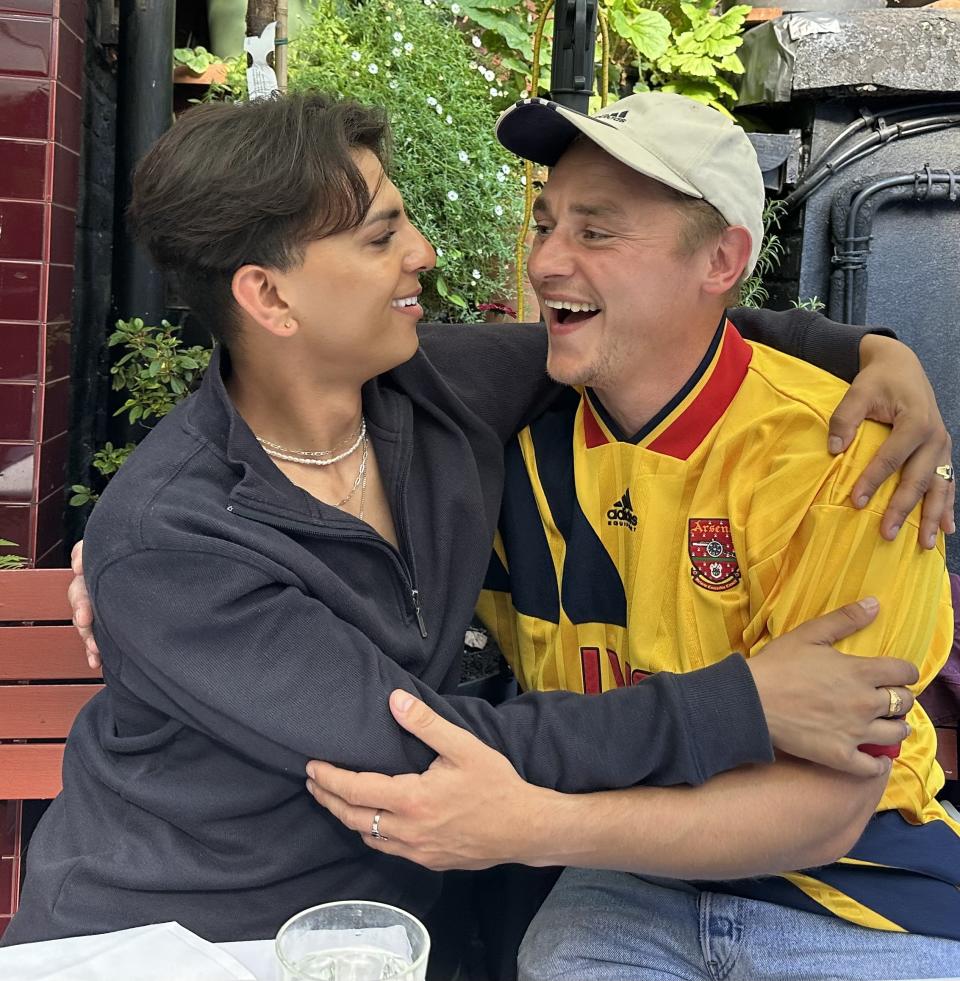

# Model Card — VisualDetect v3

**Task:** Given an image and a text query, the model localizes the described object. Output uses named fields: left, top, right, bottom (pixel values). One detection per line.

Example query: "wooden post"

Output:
left=276, top=0, right=288, bottom=92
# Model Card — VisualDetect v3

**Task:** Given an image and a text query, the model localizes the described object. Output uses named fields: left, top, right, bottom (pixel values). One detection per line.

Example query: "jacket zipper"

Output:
left=225, top=503, right=428, bottom=639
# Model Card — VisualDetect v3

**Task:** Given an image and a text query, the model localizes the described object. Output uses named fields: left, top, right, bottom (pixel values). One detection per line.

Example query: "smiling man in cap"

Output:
left=305, top=91, right=960, bottom=980
left=474, top=90, right=959, bottom=981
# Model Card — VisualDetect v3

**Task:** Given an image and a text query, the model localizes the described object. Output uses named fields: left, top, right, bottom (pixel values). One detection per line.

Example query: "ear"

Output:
left=231, top=264, right=299, bottom=338
left=702, top=225, right=753, bottom=298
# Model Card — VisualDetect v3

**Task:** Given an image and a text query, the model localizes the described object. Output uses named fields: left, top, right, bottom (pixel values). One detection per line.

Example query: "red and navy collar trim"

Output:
left=582, top=314, right=752, bottom=459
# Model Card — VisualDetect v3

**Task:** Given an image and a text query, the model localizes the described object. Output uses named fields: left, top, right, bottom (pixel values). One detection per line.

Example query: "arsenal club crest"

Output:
left=688, top=518, right=741, bottom=592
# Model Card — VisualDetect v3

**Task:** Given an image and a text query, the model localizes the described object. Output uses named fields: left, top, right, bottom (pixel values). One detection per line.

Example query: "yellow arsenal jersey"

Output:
left=478, top=317, right=959, bottom=939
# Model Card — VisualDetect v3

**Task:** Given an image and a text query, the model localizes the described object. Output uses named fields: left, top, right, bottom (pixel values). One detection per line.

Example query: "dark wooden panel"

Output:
left=0, top=625, right=98, bottom=680
left=936, top=726, right=958, bottom=782
left=0, top=568, right=73, bottom=621
left=0, top=683, right=101, bottom=738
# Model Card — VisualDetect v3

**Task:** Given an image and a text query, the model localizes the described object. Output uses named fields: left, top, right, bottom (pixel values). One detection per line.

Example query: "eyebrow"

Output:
left=363, top=206, right=402, bottom=227
left=532, top=198, right=625, bottom=220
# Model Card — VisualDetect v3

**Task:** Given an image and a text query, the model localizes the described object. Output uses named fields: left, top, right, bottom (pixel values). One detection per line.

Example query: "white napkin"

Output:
left=0, top=921, right=258, bottom=980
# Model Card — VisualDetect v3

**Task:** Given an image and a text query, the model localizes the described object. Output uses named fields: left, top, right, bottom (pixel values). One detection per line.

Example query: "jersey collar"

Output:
left=581, top=313, right=752, bottom=459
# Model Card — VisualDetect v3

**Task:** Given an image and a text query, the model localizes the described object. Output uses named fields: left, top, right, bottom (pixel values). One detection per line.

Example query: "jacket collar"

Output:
left=185, top=346, right=402, bottom=524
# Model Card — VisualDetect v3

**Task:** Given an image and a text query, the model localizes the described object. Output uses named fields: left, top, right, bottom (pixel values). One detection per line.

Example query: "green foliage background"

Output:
left=229, top=0, right=527, bottom=321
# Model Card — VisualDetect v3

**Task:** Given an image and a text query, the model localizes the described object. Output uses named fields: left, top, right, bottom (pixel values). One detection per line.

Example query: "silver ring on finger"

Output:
left=934, top=463, right=954, bottom=483
left=370, top=810, right=389, bottom=841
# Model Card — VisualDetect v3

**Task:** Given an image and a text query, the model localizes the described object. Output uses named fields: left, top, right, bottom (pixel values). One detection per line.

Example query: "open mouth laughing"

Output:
left=543, top=297, right=602, bottom=333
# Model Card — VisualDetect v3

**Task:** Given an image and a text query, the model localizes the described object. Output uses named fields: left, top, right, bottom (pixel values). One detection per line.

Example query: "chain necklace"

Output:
left=256, top=418, right=365, bottom=466
left=335, top=434, right=368, bottom=518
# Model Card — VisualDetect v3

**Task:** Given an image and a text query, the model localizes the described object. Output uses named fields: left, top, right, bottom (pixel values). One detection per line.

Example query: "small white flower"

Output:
left=435, top=104, right=443, bottom=115
left=494, top=205, right=504, bottom=216
left=436, top=248, right=444, bottom=256
left=427, top=96, right=437, bottom=106
left=389, top=79, right=399, bottom=89
left=445, top=114, right=453, bottom=124
left=368, top=63, right=379, bottom=74
left=489, top=87, right=498, bottom=97
left=496, top=172, right=506, bottom=183
left=501, top=164, right=510, bottom=174
left=469, top=61, right=478, bottom=70
left=484, top=69, right=495, bottom=82
left=520, top=175, right=527, bottom=186
left=393, top=30, right=403, bottom=41
left=447, top=190, right=459, bottom=201
left=472, top=269, right=481, bottom=280
left=392, top=46, right=402, bottom=56
left=404, top=41, right=413, bottom=52
left=471, top=35, right=481, bottom=47
left=451, top=2, right=461, bottom=12
left=458, top=150, right=469, bottom=162
left=351, top=50, right=361, bottom=61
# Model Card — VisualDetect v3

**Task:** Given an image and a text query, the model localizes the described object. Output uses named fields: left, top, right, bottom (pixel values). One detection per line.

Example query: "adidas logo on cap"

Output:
left=607, top=489, right=638, bottom=530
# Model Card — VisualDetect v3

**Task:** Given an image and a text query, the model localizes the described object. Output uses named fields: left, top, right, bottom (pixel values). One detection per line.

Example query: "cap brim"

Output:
left=495, top=99, right=703, bottom=200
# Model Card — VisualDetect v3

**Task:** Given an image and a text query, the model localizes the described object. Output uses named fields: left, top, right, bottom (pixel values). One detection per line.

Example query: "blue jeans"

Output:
left=518, top=869, right=960, bottom=981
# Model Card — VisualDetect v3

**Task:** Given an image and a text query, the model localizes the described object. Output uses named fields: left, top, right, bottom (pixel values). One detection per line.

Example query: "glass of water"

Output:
left=275, top=901, right=430, bottom=981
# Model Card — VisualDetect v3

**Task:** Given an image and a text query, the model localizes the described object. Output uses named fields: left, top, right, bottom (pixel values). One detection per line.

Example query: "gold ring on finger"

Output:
left=934, top=463, right=954, bottom=483
left=884, top=686, right=904, bottom=718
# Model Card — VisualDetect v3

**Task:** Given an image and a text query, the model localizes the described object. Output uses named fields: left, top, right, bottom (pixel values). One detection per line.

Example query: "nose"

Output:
left=527, top=228, right=574, bottom=285
left=405, top=227, right=436, bottom=273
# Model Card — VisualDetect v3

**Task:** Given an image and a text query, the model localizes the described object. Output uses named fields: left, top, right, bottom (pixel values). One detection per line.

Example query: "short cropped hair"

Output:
left=666, top=189, right=748, bottom=305
left=128, top=92, right=391, bottom=346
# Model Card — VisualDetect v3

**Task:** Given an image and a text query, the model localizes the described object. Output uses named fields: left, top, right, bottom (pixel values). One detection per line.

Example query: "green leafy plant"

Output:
left=251, top=0, right=527, bottom=321
left=0, top=540, right=28, bottom=569
left=739, top=199, right=787, bottom=309
left=605, top=0, right=750, bottom=113
left=174, top=45, right=220, bottom=75
left=432, top=0, right=552, bottom=101
left=792, top=295, right=826, bottom=312
left=110, top=317, right=210, bottom=424
left=70, top=319, right=210, bottom=506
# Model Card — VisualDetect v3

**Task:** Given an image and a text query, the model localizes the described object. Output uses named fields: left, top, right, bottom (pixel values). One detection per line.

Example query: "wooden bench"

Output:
left=0, top=568, right=102, bottom=938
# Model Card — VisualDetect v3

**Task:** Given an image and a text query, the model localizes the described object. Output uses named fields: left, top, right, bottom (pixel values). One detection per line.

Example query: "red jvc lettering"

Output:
left=580, top=646, right=651, bottom=695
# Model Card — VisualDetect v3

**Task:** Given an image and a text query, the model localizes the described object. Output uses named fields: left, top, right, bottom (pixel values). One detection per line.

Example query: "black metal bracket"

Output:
left=549, top=0, right=599, bottom=113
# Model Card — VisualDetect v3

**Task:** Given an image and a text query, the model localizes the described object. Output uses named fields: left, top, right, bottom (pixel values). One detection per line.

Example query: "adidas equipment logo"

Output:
left=597, top=110, right=629, bottom=123
left=607, top=489, right=638, bottom=530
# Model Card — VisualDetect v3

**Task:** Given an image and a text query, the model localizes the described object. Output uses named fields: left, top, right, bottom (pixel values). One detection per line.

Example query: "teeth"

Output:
left=391, top=296, right=419, bottom=308
left=544, top=299, right=600, bottom=313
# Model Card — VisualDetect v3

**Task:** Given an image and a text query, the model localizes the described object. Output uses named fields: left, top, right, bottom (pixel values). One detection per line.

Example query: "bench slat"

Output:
left=0, top=626, right=99, bottom=681
left=0, top=684, right=102, bottom=738
left=0, top=569, right=74, bottom=622
left=0, top=744, right=65, bottom=798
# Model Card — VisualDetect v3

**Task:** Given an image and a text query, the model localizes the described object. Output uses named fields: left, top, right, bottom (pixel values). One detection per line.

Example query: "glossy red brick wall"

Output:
left=0, top=0, right=84, bottom=567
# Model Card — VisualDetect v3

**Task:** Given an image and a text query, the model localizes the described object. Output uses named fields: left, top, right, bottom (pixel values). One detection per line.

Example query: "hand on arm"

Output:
left=69, top=541, right=100, bottom=669
left=747, top=597, right=915, bottom=778
left=306, top=691, right=888, bottom=877
left=829, top=333, right=954, bottom=546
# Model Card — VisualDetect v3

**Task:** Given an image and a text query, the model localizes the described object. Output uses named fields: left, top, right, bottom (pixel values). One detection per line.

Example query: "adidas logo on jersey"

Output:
left=607, top=489, right=638, bottom=530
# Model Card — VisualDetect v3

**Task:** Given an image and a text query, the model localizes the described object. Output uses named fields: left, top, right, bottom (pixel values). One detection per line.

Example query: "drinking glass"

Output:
left=275, top=901, right=430, bottom=981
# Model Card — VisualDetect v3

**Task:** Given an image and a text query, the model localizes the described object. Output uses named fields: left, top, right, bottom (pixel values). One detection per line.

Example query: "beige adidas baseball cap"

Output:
left=495, top=92, right=765, bottom=275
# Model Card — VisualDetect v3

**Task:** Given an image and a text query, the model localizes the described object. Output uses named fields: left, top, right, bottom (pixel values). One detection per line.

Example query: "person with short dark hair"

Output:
left=12, top=91, right=951, bottom=966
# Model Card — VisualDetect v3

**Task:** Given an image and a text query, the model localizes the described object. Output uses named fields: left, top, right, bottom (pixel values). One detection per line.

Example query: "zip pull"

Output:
left=411, top=589, right=427, bottom=639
